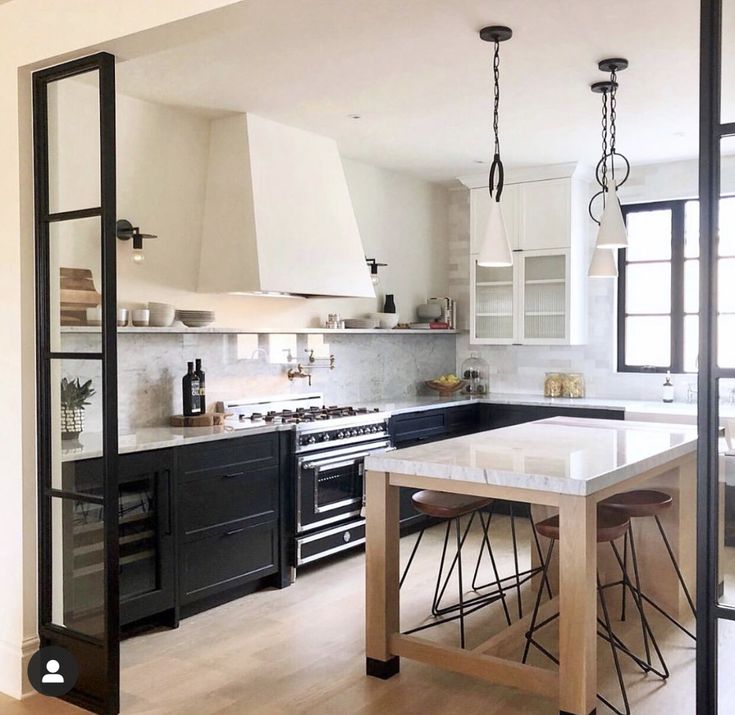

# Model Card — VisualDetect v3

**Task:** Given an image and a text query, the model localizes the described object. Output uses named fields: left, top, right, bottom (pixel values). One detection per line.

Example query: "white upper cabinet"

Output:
left=519, top=178, right=571, bottom=250
left=464, top=164, right=590, bottom=346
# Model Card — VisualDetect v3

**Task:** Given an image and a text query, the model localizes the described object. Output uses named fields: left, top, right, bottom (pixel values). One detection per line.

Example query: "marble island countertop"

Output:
left=62, top=391, right=735, bottom=462
left=365, top=416, right=699, bottom=497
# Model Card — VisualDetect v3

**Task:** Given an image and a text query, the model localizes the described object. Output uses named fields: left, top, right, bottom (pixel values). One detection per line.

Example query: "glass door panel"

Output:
left=522, top=253, right=566, bottom=341
left=473, top=262, right=514, bottom=341
left=50, top=217, right=103, bottom=353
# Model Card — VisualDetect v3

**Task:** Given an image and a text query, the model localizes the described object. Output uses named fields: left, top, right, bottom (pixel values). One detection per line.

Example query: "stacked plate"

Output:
left=178, top=309, right=215, bottom=328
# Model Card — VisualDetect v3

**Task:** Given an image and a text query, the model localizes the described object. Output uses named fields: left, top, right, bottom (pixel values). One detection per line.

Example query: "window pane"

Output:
left=625, top=316, right=671, bottom=367
left=684, top=315, right=699, bottom=373
left=625, top=263, right=671, bottom=314
left=684, top=259, right=699, bottom=314
left=720, top=258, right=735, bottom=313
left=625, top=209, right=672, bottom=262
left=685, top=201, right=700, bottom=258
left=720, top=315, right=735, bottom=368
left=721, top=197, right=735, bottom=257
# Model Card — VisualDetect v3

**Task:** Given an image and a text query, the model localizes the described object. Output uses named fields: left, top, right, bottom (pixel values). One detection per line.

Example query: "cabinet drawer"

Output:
left=176, top=432, right=279, bottom=473
left=445, top=404, right=481, bottom=435
left=181, top=465, right=278, bottom=535
left=391, top=410, right=446, bottom=445
left=181, top=519, right=278, bottom=602
left=296, top=520, right=365, bottom=566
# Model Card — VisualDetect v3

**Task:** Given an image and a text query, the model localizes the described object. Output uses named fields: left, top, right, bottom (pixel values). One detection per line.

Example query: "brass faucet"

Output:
left=287, top=364, right=312, bottom=386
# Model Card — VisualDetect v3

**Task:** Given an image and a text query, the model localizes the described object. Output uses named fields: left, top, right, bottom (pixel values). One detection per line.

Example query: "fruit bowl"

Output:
left=425, top=378, right=468, bottom=397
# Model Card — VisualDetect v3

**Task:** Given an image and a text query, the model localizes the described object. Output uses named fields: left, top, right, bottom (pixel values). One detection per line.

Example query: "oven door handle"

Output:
left=301, top=442, right=392, bottom=471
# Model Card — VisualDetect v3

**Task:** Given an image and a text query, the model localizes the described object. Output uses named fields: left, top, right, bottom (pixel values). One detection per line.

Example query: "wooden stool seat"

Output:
left=411, top=490, right=493, bottom=519
left=535, top=506, right=630, bottom=543
left=601, top=489, right=673, bottom=518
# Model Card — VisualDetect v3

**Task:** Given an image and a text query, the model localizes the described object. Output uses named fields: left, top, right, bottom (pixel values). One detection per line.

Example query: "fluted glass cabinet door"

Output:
left=471, top=261, right=515, bottom=343
left=519, top=250, right=568, bottom=344
left=34, top=53, right=119, bottom=715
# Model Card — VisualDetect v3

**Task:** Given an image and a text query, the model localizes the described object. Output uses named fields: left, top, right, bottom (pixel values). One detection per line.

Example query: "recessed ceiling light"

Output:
left=474, top=159, right=486, bottom=164
left=348, top=114, right=361, bottom=120
left=673, top=131, right=686, bottom=138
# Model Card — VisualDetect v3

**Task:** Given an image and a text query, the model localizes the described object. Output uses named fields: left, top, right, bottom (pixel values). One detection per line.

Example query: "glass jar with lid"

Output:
left=562, top=372, right=586, bottom=398
left=461, top=352, right=489, bottom=395
left=544, top=372, right=564, bottom=398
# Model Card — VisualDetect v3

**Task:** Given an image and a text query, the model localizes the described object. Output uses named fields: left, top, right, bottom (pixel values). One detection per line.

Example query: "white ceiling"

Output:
left=110, top=0, right=711, bottom=183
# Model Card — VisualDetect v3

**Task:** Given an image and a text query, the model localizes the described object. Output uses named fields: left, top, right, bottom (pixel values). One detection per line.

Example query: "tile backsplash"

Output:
left=61, top=331, right=457, bottom=433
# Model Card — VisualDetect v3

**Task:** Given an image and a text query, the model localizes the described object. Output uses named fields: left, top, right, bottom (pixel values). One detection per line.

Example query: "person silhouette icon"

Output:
left=41, top=659, right=64, bottom=684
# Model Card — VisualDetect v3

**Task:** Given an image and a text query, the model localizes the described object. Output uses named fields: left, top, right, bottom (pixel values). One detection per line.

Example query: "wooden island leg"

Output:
left=365, top=470, right=401, bottom=679
left=558, top=495, right=597, bottom=715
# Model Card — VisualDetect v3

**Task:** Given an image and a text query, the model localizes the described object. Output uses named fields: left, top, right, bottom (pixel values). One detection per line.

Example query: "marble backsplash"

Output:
left=60, top=331, right=457, bottom=433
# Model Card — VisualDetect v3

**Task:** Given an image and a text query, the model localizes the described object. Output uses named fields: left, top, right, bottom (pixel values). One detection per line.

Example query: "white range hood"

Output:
left=198, top=113, right=375, bottom=298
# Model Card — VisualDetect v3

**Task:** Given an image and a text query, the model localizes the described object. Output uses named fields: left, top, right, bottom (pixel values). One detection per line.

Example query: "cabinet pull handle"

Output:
left=224, top=528, right=245, bottom=537
left=223, top=471, right=245, bottom=479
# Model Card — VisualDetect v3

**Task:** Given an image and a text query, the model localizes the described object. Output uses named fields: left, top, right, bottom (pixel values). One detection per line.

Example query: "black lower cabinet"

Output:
left=175, top=432, right=288, bottom=616
left=482, top=403, right=625, bottom=429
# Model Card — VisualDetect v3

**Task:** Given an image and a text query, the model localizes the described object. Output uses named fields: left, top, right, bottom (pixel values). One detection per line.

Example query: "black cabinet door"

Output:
left=176, top=433, right=281, bottom=605
left=484, top=403, right=625, bottom=429
left=118, top=450, right=175, bottom=626
left=390, top=409, right=447, bottom=447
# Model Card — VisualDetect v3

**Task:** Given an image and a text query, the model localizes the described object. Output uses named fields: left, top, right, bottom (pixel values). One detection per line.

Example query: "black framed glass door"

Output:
left=698, top=1, right=735, bottom=712
left=34, top=52, right=119, bottom=714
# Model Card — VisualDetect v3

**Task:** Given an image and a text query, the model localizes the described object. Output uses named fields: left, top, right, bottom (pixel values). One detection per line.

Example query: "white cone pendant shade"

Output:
left=588, top=247, right=618, bottom=278
left=477, top=198, right=513, bottom=267
left=595, top=183, right=628, bottom=249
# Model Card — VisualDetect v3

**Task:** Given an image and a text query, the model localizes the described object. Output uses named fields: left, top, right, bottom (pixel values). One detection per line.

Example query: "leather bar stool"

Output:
left=523, top=507, right=668, bottom=715
left=601, top=489, right=696, bottom=641
left=400, top=490, right=511, bottom=648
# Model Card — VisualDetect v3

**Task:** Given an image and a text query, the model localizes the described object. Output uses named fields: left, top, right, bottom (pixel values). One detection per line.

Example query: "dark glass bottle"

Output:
left=383, top=294, right=396, bottom=313
left=195, top=358, right=206, bottom=413
left=182, top=362, right=202, bottom=416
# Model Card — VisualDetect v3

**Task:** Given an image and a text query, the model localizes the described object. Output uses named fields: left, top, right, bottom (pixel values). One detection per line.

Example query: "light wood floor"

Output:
left=3, top=515, right=726, bottom=714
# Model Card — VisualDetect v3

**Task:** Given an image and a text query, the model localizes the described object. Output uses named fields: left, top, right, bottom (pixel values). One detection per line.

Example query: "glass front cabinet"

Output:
left=468, top=169, right=589, bottom=346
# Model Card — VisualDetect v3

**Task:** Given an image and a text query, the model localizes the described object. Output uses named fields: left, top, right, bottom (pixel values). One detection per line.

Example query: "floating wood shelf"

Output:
left=60, top=326, right=460, bottom=335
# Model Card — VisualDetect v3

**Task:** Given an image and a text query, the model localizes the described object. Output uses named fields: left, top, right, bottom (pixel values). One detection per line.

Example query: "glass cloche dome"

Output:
left=461, top=352, right=489, bottom=395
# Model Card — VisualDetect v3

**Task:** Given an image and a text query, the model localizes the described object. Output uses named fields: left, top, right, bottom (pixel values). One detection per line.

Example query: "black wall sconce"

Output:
left=116, top=219, right=157, bottom=264
left=365, top=257, right=387, bottom=287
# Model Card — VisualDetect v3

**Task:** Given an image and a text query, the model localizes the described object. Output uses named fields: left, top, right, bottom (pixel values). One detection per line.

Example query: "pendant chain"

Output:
left=493, top=40, right=501, bottom=156
left=609, top=66, right=618, bottom=184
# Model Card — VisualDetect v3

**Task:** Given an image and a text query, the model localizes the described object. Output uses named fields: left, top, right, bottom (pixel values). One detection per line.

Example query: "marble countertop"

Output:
left=62, top=391, right=733, bottom=462
left=365, top=416, right=698, bottom=497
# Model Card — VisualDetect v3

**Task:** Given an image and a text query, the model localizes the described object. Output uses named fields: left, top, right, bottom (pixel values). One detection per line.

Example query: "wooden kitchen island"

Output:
left=364, top=417, right=697, bottom=715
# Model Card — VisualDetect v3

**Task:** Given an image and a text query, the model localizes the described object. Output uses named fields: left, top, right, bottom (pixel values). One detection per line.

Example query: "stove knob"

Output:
left=357, top=428, right=365, bottom=435
left=336, top=431, right=345, bottom=439
left=307, top=435, right=317, bottom=444
left=348, top=429, right=357, bottom=437
left=321, top=433, right=331, bottom=442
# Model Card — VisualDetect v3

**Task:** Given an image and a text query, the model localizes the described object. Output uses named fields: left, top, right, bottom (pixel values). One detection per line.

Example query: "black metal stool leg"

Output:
left=522, top=538, right=554, bottom=664
left=433, top=513, right=476, bottom=615
left=529, top=514, right=553, bottom=600
left=455, top=517, right=466, bottom=649
left=431, top=521, right=452, bottom=616
left=627, top=526, right=652, bottom=665
left=400, top=527, right=425, bottom=588
left=620, top=530, right=628, bottom=622
left=477, top=510, right=512, bottom=626
left=509, top=503, right=524, bottom=619
left=471, top=502, right=494, bottom=590
left=655, top=514, right=697, bottom=619
left=608, top=541, right=669, bottom=679
left=597, top=574, right=631, bottom=715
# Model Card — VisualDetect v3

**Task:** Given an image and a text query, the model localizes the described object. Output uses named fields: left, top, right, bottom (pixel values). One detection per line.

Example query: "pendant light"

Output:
left=477, top=25, right=513, bottom=267
left=588, top=59, right=630, bottom=276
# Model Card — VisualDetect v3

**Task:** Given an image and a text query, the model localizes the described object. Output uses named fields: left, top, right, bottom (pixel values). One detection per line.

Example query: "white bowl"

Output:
left=372, top=312, right=399, bottom=329
left=131, top=309, right=150, bottom=327
left=149, top=307, right=176, bottom=327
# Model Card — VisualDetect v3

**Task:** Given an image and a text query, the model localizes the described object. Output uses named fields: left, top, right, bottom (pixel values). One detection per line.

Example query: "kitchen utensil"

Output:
left=417, top=302, right=443, bottom=320
left=170, top=412, right=228, bottom=427
left=425, top=378, right=468, bottom=397
left=177, top=309, right=215, bottom=328
left=132, top=309, right=150, bottom=327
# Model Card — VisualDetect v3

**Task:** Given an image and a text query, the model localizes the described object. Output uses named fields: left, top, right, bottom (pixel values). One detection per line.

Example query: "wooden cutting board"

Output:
left=60, top=267, right=102, bottom=324
left=170, top=413, right=228, bottom=428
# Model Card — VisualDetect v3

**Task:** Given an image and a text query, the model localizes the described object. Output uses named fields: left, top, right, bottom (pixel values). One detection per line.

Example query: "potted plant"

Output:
left=60, top=377, right=96, bottom=441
